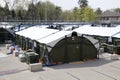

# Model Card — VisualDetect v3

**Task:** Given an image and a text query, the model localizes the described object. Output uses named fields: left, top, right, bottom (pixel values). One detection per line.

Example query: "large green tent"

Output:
left=38, top=31, right=98, bottom=64
left=48, top=36, right=97, bottom=64
left=16, top=27, right=98, bottom=65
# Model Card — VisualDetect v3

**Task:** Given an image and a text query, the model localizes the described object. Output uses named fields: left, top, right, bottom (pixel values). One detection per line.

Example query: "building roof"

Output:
left=100, top=11, right=120, bottom=17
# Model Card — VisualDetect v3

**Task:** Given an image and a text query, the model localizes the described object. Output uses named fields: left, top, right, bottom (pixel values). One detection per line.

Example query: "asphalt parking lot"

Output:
left=0, top=44, right=120, bottom=80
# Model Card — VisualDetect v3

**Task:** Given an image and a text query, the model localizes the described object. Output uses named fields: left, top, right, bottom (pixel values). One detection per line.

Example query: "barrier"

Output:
left=29, top=63, right=42, bottom=72
left=111, top=54, right=119, bottom=60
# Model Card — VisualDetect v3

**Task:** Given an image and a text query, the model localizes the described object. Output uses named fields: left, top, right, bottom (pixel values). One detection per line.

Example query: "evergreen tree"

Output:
left=114, top=8, right=120, bottom=13
left=73, top=7, right=79, bottom=21
left=11, top=9, right=16, bottom=19
left=95, top=8, right=102, bottom=15
left=55, top=6, right=62, bottom=20
left=0, top=6, right=5, bottom=20
left=78, top=0, right=88, bottom=8
left=26, top=3, right=36, bottom=20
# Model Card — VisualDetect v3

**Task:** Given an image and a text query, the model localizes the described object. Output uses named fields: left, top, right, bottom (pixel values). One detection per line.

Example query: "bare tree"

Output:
left=3, top=0, right=20, bottom=9
left=3, top=0, right=31, bottom=10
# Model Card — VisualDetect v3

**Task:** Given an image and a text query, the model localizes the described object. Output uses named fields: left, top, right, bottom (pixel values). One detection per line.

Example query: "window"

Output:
left=106, top=17, right=109, bottom=20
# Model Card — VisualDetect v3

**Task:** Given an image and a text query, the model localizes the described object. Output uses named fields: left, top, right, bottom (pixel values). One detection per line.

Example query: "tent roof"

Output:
left=74, top=25, right=120, bottom=38
left=112, top=25, right=120, bottom=38
left=0, top=27, right=15, bottom=37
left=38, top=30, right=99, bottom=48
left=114, top=34, right=120, bottom=38
left=0, top=25, right=13, bottom=29
left=38, top=31, right=72, bottom=45
left=16, top=26, right=59, bottom=40
left=16, top=26, right=99, bottom=47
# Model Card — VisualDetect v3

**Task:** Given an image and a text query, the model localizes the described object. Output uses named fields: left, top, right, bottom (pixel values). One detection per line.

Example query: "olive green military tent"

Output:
left=0, top=27, right=15, bottom=43
left=16, top=26, right=98, bottom=65
left=15, top=26, right=59, bottom=54
left=74, top=25, right=120, bottom=54
left=38, top=31, right=98, bottom=65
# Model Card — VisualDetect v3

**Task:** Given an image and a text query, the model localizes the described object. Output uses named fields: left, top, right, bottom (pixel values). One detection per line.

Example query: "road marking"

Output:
left=91, top=69, right=117, bottom=80
left=67, top=72, right=80, bottom=80
left=0, top=69, right=28, bottom=76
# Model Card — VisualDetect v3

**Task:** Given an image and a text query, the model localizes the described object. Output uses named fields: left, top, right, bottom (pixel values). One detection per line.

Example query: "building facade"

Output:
left=99, top=11, right=120, bottom=25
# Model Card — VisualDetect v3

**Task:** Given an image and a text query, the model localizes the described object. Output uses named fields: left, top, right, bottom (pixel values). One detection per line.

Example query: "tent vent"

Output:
left=71, top=31, right=78, bottom=37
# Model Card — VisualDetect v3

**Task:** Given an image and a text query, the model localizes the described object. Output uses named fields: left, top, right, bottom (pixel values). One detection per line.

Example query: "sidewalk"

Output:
left=0, top=44, right=120, bottom=80
left=0, top=44, right=7, bottom=54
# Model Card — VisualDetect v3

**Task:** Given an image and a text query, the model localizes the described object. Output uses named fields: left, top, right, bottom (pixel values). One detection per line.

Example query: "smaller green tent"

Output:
left=0, top=27, right=15, bottom=43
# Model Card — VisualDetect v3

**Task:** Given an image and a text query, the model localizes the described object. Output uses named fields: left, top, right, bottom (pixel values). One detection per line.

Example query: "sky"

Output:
left=1, top=0, right=120, bottom=11
left=49, top=0, right=120, bottom=11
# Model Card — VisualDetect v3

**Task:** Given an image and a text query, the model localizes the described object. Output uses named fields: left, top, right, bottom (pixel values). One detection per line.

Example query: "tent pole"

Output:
left=97, top=38, right=101, bottom=59
left=80, top=35, right=84, bottom=60
left=64, top=35, right=68, bottom=63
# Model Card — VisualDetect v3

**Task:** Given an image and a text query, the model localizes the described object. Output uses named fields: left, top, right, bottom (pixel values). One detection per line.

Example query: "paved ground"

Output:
left=0, top=44, right=120, bottom=80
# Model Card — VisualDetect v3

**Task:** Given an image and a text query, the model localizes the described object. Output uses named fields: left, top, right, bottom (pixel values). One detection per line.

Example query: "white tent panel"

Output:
left=0, top=22, right=13, bottom=29
left=0, top=25, right=13, bottom=29
left=112, top=25, right=120, bottom=38
left=38, top=30, right=99, bottom=49
left=38, top=31, right=73, bottom=47
left=74, top=25, right=120, bottom=37
left=84, top=35, right=99, bottom=49
left=114, top=33, right=120, bottom=38
left=16, top=26, right=99, bottom=48
left=62, top=25, right=74, bottom=31
left=16, top=26, right=59, bottom=40
left=34, top=25, right=49, bottom=28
